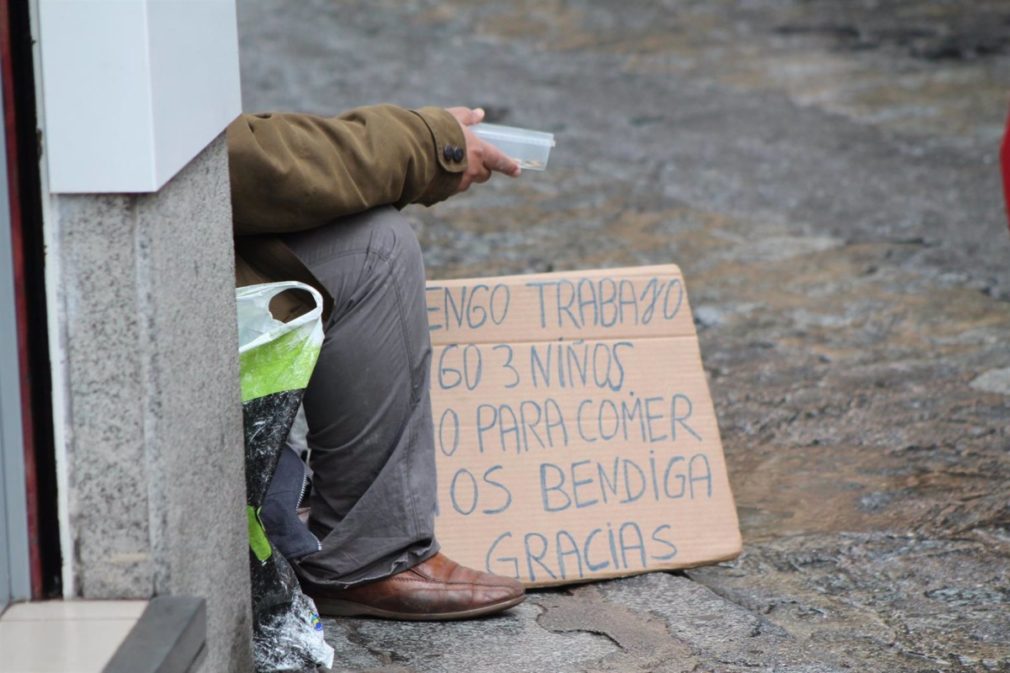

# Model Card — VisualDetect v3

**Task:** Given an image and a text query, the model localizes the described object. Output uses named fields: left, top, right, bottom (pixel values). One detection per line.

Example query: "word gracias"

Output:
left=448, top=452, right=716, bottom=582
left=485, top=520, right=680, bottom=583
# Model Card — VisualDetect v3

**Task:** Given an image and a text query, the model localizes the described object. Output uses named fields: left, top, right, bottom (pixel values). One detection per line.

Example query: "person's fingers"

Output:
left=459, top=107, right=484, bottom=126
left=473, top=164, right=492, bottom=184
left=480, top=140, right=521, bottom=177
left=468, top=141, right=492, bottom=184
left=445, top=106, right=469, bottom=124
left=452, top=120, right=521, bottom=194
left=446, top=106, right=484, bottom=126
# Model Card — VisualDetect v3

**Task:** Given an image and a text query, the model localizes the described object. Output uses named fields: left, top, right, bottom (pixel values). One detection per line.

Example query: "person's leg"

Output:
left=280, top=207, right=523, bottom=620
left=281, top=206, right=438, bottom=588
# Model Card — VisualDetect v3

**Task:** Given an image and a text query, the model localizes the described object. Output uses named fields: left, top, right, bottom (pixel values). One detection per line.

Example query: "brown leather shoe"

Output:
left=302, top=553, right=525, bottom=621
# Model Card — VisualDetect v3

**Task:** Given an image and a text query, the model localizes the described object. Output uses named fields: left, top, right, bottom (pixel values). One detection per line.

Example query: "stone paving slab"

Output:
left=237, top=1, right=1010, bottom=671
left=323, top=601, right=617, bottom=673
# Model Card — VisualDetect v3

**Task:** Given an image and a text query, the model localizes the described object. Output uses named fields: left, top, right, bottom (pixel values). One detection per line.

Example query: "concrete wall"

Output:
left=46, top=135, right=253, bottom=672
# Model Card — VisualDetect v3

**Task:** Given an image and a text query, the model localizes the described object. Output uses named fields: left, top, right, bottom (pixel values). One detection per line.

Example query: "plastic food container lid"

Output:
left=472, top=123, right=556, bottom=147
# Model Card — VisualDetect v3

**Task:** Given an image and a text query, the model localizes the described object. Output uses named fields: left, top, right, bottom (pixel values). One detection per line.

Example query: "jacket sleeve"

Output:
left=227, top=104, right=467, bottom=235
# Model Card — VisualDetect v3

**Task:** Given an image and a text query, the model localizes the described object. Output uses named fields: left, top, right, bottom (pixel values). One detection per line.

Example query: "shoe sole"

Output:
left=312, top=593, right=526, bottom=621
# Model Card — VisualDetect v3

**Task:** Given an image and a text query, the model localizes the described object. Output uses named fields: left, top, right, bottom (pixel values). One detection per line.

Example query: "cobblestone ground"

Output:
left=238, top=1, right=1010, bottom=671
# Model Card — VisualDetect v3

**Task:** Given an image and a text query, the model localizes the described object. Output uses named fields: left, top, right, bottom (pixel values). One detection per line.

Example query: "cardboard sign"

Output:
left=426, top=265, right=741, bottom=587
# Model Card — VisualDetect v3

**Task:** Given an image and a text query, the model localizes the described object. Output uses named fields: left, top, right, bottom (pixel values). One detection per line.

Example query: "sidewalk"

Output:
left=238, top=1, right=1010, bottom=670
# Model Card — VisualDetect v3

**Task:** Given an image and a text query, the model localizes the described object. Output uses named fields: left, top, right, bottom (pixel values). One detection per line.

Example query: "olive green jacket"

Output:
left=227, top=104, right=466, bottom=320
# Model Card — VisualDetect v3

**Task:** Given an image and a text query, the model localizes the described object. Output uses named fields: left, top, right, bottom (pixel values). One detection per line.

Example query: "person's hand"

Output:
left=446, top=107, right=521, bottom=192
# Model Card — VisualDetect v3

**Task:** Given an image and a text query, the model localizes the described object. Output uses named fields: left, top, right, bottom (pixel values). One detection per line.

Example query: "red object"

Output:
left=0, top=1, right=44, bottom=598
left=1002, top=107, right=1010, bottom=233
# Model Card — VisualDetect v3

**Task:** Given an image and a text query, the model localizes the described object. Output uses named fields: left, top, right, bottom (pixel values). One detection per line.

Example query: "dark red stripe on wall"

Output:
left=1002, top=107, right=1010, bottom=233
left=0, top=0, right=61, bottom=598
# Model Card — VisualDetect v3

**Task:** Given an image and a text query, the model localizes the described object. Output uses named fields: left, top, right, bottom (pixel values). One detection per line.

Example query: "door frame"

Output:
left=0, top=0, right=60, bottom=603
left=0, top=52, right=30, bottom=609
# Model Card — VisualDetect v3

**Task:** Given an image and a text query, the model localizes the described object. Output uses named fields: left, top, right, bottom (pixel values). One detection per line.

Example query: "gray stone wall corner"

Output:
left=50, top=133, right=253, bottom=673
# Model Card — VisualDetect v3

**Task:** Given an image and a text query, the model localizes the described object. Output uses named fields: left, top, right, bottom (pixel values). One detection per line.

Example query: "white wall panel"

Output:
left=39, top=0, right=241, bottom=193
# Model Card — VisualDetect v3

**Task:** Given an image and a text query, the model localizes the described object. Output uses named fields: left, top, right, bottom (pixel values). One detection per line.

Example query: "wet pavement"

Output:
left=237, top=1, right=1010, bottom=671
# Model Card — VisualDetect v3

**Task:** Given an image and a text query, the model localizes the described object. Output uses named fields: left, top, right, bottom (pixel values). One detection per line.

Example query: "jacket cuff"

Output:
left=413, top=107, right=466, bottom=205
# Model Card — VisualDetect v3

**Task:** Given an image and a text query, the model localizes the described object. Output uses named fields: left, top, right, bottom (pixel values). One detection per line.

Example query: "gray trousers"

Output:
left=282, top=207, right=438, bottom=588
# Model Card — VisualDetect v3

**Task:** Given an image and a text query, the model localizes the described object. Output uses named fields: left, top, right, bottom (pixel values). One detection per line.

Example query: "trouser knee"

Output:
left=356, top=206, right=425, bottom=290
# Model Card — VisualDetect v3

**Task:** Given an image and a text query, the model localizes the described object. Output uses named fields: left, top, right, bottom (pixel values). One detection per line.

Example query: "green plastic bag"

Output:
left=237, top=282, right=333, bottom=672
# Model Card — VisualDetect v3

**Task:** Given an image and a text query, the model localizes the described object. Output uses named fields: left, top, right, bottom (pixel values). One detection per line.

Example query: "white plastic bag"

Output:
left=237, top=282, right=325, bottom=404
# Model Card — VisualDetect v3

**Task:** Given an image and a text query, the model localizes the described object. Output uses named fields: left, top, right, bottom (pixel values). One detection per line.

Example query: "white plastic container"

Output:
left=471, top=123, right=556, bottom=171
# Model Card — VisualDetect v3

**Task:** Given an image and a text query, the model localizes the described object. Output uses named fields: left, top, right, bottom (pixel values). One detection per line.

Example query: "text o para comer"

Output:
left=436, top=392, right=702, bottom=457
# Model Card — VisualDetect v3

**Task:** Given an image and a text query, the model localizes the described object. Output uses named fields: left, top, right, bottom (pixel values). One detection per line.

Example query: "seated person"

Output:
left=228, top=104, right=524, bottom=620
